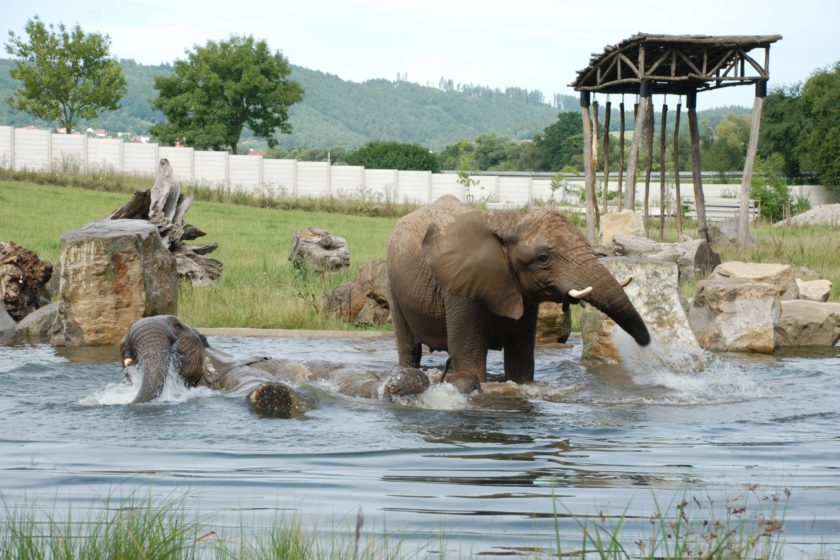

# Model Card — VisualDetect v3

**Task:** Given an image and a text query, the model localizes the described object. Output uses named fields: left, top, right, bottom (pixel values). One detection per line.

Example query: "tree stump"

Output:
left=107, top=158, right=222, bottom=286
left=0, top=241, right=53, bottom=321
left=289, top=228, right=350, bottom=272
left=322, top=261, right=390, bottom=325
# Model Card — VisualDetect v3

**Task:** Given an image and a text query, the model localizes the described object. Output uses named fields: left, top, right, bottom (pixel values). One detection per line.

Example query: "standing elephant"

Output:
left=386, top=195, right=650, bottom=393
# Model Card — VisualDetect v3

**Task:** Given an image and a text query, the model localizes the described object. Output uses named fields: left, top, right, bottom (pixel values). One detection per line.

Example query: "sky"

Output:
left=3, top=0, right=839, bottom=110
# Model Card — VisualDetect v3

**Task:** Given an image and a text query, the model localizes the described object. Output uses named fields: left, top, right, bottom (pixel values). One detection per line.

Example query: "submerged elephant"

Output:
left=120, top=315, right=430, bottom=415
left=387, top=195, right=650, bottom=392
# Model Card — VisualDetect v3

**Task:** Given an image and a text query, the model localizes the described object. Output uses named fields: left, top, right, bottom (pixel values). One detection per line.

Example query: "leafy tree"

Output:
left=151, top=36, right=303, bottom=154
left=537, top=112, right=584, bottom=171
left=345, top=141, right=440, bottom=172
left=751, top=153, right=792, bottom=221
left=759, top=84, right=807, bottom=179
left=700, top=114, right=751, bottom=174
left=800, top=61, right=840, bottom=189
left=4, top=16, right=126, bottom=133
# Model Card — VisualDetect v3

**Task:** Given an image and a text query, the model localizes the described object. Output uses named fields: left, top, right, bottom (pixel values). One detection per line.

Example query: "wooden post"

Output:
left=643, top=95, right=654, bottom=235
left=580, top=92, right=597, bottom=244
left=618, top=99, right=625, bottom=210
left=624, top=81, right=651, bottom=211
left=591, top=99, right=600, bottom=228
left=603, top=100, right=611, bottom=214
left=738, top=81, right=766, bottom=247
left=687, top=90, right=709, bottom=241
left=659, top=101, right=668, bottom=241
left=673, top=99, right=683, bottom=235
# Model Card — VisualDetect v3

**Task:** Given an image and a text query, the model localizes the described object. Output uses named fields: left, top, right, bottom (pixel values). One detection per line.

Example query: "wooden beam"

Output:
left=673, top=100, right=683, bottom=235
left=659, top=101, right=668, bottom=241
left=738, top=82, right=766, bottom=246
left=592, top=99, right=600, bottom=229
left=687, top=91, right=709, bottom=241
left=624, top=88, right=649, bottom=210
left=618, top=100, right=625, bottom=207
left=581, top=93, right=597, bottom=243
left=643, top=95, right=654, bottom=235
left=603, top=100, right=612, bottom=214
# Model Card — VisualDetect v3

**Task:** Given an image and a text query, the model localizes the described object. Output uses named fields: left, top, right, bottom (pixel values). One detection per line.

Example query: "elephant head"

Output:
left=120, top=315, right=208, bottom=403
left=422, top=206, right=650, bottom=347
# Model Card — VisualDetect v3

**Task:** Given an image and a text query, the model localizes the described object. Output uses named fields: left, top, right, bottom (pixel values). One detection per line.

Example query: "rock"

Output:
left=774, top=204, right=840, bottom=227
left=796, top=278, right=832, bottom=302
left=708, top=217, right=756, bottom=246
left=794, top=266, right=822, bottom=282
left=536, top=302, right=571, bottom=343
left=323, top=261, right=390, bottom=325
left=0, top=241, right=53, bottom=321
left=15, top=301, right=58, bottom=337
left=687, top=277, right=780, bottom=353
left=612, top=234, right=720, bottom=281
left=599, top=210, right=645, bottom=249
left=581, top=257, right=704, bottom=369
left=0, top=304, right=15, bottom=332
left=775, top=300, right=840, bottom=347
left=710, top=261, right=798, bottom=300
left=52, top=219, right=178, bottom=346
left=289, top=227, right=350, bottom=272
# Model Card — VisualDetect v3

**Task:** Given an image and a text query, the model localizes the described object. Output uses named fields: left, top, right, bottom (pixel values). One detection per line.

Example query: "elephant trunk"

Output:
left=122, top=323, right=176, bottom=403
left=574, top=257, right=650, bottom=347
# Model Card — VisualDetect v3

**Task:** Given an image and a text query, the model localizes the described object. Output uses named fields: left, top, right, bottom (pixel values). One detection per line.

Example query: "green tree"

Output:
left=151, top=36, right=303, bottom=154
left=537, top=112, right=583, bottom=171
left=800, top=61, right=840, bottom=189
left=751, top=153, right=792, bottom=221
left=345, top=141, right=440, bottom=172
left=701, top=114, right=751, bottom=174
left=5, top=16, right=126, bottom=133
left=759, top=84, right=807, bottom=179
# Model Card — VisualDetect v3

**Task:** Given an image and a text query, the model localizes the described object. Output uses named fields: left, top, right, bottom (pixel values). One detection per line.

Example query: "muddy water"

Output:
left=1, top=332, right=838, bottom=556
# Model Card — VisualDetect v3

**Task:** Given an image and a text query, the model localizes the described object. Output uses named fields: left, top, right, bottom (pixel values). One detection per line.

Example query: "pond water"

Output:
left=1, top=331, right=839, bottom=557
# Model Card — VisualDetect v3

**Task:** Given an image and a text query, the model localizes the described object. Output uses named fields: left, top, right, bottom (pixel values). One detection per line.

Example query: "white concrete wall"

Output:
left=158, top=147, right=194, bottom=183
left=193, top=150, right=227, bottom=186
left=87, top=138, right=122, bottom=171
left=396, top=171, right=431, bottom=204
left=123, top=142, right=158, bottom=176
left=0, top=126, right=13, bottom=169
left=263, top=159, right=296, bottom=195
left=229, top=155, right=262, bottom=192
left=297, top=161, right=331, bottom=197
left=51, top=134, right=86, bottom=171
left=331, top=165, right=365, bottom=197
left=13, top=128, right=50, bottom=171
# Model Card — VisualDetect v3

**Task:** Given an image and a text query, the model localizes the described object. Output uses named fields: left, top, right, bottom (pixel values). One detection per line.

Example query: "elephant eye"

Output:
left=535, top=252, right=551, bottom=267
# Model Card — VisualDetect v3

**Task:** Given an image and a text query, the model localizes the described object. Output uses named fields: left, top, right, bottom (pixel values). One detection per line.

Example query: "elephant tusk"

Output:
left=568, top=286, right=593, bottom=299
left=123, top=357, right=134, bottom=368
left=619, top=276, right=633, bottom=288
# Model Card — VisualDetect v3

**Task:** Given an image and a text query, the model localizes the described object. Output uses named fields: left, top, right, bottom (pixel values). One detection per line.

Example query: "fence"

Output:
left=1, top=125, right=835, bottom=218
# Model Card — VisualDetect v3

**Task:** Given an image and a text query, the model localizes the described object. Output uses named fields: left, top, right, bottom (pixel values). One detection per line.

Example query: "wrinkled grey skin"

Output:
left=387, top=195, right=650, bottom=392
left=120, top=315, right=431, bottom=411
left=120, top=315, right=207, bottom=403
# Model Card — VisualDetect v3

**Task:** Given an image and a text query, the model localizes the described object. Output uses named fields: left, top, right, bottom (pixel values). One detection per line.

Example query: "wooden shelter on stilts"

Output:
left=570, top=33, right=781, bottom=246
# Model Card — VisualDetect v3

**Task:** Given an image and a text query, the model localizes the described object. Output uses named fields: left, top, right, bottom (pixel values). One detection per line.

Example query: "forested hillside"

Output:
left=0, top=58, right=574, bottom=150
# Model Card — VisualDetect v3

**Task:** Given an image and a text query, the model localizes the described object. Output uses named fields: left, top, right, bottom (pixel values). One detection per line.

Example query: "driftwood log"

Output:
left=611, top=234, right=720, bottom=281
left=108, top=159, right=222, bottom=286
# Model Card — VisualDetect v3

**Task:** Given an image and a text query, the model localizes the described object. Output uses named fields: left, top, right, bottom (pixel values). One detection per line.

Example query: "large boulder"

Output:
left=0, top=241, right=53, bottom=321
left=581, top=257, right=704, bottom=369
left=52, top=220, right=178, bottom=346
left=796, top=278, right=832, bottom=302
left=289, top=228, right=350, bottom=273
left=687, top=277, right=780, bottom=353
left=322, top=261, right=390, bottom=325
left=775, top=300, right=840, bottom=347
left=774, top=204, right=840, bottom=227
left=612, top=234, right=720, bottom=281
left=15, top=301, right=58, bottom=337
left=536, top=302, right=571, bottom=344
left=599, top=210, right=645, bottom=249
left=709, top=261, right=798, bottom=300
left=0, top=305, right=15, bottom=333
left=708, top=217, right=756, bottom=246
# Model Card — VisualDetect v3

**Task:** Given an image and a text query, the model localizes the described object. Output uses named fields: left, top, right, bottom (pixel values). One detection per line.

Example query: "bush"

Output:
left=345, top=141, right=440, bottom=172
left=751, top=154, right=794, bottom=221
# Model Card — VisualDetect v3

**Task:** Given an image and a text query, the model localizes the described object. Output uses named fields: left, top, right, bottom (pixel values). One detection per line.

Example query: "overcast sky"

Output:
left=4, top=0, right=839, bottom=110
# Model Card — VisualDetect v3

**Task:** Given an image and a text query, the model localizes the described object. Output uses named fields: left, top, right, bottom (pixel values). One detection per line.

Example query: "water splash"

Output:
left=79, top=361, right=213, bottom=406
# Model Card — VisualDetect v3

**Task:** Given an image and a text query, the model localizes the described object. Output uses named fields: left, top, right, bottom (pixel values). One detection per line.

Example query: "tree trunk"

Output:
left=739, top=90, right=765, bottom=247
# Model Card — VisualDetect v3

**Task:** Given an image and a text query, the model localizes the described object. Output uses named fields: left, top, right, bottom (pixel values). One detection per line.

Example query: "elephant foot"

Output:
left=383, top=367, right=431, bottom=399
left=442, top=371, right=482, bottom=395
left=248, top=382, right=316, bottom=418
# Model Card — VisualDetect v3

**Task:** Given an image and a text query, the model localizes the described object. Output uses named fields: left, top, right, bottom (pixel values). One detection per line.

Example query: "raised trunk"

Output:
left=132, top=347, right=170, bottom=403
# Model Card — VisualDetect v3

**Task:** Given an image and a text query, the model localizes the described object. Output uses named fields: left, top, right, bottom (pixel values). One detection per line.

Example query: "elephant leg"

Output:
left=391, top=298, right=422, bottom=368
left=443, top=298, right=487, bottom=393
left=503, top=304, right=539, bottom=383
left=557, top=302, right=572, bottom=344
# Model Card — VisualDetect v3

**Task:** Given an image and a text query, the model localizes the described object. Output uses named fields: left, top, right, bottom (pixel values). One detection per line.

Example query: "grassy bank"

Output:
left=1, top=178, right=838, bottom=330
left=0, top=489, right=803, bottom=559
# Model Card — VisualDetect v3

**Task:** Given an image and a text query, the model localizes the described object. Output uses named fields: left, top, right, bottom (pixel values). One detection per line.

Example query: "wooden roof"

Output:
left=570, top=33, right=782, bottom=95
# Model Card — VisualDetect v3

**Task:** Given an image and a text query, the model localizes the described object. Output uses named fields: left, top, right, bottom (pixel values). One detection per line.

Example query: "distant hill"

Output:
left=0, top=58, right=745, bottom=151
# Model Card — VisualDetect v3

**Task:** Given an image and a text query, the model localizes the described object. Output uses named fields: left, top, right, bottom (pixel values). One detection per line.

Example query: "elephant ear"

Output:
left=422, top=210, right=523, bottom=319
